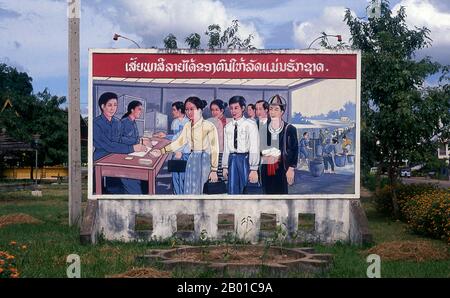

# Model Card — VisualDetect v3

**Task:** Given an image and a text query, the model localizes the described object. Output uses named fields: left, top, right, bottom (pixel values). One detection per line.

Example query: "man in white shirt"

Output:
left=222, top=96, right=260, bottom=194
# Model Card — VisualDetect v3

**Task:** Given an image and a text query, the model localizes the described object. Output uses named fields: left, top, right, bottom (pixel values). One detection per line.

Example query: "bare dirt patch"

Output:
left=171, top=246, right=293, bottom=264
left=107, top=267, right=171, bottom=278
left=365, top=240, right=449, bottom=262
left=0, top=213, right=43, bottom=228
left=140, top=246, right=331, bottom=277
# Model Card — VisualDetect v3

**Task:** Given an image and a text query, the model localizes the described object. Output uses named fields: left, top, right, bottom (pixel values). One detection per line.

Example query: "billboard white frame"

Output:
left=88, top=48, right=361, bottom=200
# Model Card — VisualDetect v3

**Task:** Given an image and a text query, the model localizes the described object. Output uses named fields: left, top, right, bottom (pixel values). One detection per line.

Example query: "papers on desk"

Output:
left=127, top=139, right=160, bottom=157
left=138, top=158, right=153, bottom=166
left=128, top=146, right=151, bottom=157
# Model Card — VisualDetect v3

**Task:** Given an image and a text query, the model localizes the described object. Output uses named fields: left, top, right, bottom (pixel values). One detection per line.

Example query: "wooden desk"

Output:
left=94, top=138, right=170, bottom=195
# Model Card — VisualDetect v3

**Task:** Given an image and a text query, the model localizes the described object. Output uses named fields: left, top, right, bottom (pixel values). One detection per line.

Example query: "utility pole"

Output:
left=34, top=136, right=38, bottom=187
left=30, top=133, right=42, bottom=196
left=68, top=0, right=81, bottom=226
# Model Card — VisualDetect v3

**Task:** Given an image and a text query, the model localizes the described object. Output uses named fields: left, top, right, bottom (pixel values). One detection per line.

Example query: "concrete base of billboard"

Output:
left=80, top=198, right=371, bottom=245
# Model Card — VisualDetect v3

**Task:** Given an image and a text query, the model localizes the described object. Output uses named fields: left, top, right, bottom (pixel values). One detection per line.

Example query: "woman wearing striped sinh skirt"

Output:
left=153, top=97, right=220, bottom=195
left=207, top=99, right=230, bottom=181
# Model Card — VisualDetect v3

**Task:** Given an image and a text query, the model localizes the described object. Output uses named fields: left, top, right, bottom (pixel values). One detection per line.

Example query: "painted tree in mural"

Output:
left=341, top=1, right=450, bottom=217
left=291, top=112, right=311, bottom=124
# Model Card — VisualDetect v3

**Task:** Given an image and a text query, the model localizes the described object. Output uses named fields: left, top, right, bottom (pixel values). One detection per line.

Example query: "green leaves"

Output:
left=185, top=33, right=201, bottom=50
left=0, top=64, right=68, bottom=167
left=163, top=33, right=178, bottom=49
left=205, top=24, right=221, bottom=49
left=180, top=20, right=256, bottom=50
left=355, top=1, right=448, bottom=171
left=333, top=1, right=450, bottom=185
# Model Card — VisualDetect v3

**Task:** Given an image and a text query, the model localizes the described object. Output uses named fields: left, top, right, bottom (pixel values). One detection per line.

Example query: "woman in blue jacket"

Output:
left=119, top=100, right=150, bottom=194
left=93, top=92, right=146, bottom=194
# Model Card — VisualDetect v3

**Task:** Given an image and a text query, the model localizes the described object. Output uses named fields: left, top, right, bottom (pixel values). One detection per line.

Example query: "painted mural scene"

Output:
left=92, top=54, right=358, bottom=196
left=1, top=0, right=449, bottom=281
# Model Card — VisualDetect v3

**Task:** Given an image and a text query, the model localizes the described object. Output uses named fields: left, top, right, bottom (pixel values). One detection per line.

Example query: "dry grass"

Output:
left=364, top=240, right=450, bottom=262
left=82, top=245, right=135, bottom=266
left=0, top=213, right=43, bottom=228
left=107, top=267, right=172, bottom=278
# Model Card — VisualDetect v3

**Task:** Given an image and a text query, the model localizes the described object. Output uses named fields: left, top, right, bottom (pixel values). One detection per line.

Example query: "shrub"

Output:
left=362, top=174, right=389, bottom=192
left=374, top=183, right=438, bottom=218
left=374, top=184, right=396, bottom=216
left=402, top=189, right=450, bottom=243
left=396, top=184, right=439, bottom=216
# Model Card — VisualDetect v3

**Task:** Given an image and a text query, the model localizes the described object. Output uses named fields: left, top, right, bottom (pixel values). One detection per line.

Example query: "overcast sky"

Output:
left=0, top=0, right=449, bottom=115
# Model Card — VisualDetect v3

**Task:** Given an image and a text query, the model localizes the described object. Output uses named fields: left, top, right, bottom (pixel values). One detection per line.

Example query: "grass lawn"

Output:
left=313, top=197, right=449, bottom=278
left=0, top=183, right=448, bottom=278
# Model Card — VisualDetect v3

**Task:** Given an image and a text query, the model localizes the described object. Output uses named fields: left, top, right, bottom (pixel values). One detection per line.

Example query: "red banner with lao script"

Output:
left=92, top=53, right=357, bottom=79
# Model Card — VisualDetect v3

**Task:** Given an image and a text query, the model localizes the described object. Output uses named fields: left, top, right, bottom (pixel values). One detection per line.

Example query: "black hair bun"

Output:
left=223, top=102, right=228, bottom=108
left=201, top=100, right=208, bottom=109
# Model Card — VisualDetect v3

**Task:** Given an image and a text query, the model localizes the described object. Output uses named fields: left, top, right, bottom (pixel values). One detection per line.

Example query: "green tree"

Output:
left=330, top=1, right=450, bottom=217
left=220, top=20, right=255, bottom=50
left=33, top=89, right=68, bottom=166
left=205, top=20, right=255, bottom=50
left=205, top=24, right=222, bottom=49
left=185, top=33, right=201, bottom=49
left=168, top=20, right=256, bottom=50
left=0, top=64, right=68, bottom=178
left=0, top=63, right=33, bottom=99
left=0, top=63, right=35, bottom=143
left=319, top=32, right=348, bottom=51
left=163, top=33, right=178, bottom=49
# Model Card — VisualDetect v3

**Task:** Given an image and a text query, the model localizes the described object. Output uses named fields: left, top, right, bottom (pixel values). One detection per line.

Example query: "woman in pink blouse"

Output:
left=207, top=99, right=230, bottom=181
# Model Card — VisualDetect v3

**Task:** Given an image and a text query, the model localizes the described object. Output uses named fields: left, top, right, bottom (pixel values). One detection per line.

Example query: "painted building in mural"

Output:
left=89, top=49, right=360, bottom=198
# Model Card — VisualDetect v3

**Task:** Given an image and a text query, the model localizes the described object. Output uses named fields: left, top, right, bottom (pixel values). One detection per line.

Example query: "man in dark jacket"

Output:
left=260, top=95, right=298, bottom=194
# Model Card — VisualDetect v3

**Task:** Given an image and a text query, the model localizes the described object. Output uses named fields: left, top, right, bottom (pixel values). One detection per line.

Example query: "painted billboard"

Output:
left=88, top=49, right=360, bottom=199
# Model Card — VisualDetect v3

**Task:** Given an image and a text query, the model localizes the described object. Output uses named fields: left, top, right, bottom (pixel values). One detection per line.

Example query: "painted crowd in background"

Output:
left=90, top=51, right=359, bottom=197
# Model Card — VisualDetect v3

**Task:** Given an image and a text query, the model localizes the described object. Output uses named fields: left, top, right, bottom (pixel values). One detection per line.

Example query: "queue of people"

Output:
left=93, top=91, right=299, bottom=195
left=152, top=94, right=298, bottom=195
